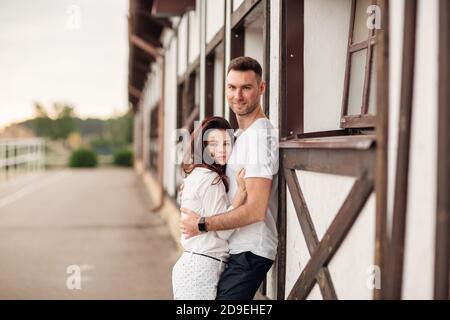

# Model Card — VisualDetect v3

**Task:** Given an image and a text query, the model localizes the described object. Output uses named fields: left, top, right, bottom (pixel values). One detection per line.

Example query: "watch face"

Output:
left=198, top=217, right=206, bottom=232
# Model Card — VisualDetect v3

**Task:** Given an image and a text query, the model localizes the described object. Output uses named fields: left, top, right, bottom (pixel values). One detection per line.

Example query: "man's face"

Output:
left=226, top=70, right=265, bottom=117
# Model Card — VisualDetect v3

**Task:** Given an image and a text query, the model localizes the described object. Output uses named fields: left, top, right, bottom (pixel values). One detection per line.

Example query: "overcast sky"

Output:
left=0, top=0, right=129, bottom=129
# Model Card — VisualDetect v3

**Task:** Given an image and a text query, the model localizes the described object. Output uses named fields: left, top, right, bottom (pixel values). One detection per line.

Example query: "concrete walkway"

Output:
left=0, top=168, right=179, bottom=299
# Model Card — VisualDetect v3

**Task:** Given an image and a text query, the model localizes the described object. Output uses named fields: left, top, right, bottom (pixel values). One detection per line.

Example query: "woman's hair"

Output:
left=181, top=116, right=233, bottom=192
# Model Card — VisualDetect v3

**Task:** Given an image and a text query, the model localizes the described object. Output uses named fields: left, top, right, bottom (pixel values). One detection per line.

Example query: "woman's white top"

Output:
left=180, top=167, right=234, bottom=261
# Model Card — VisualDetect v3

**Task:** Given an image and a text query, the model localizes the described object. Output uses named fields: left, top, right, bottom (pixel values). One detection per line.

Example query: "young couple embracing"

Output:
left=172, top=56, right=279, bottom=300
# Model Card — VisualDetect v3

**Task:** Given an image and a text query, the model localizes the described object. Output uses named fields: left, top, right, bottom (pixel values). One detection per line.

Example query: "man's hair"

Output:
left=227, top=56, right=262, bottom=82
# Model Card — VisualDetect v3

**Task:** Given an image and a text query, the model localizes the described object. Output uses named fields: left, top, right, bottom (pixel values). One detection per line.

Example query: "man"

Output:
left=180, top=56, right=279, bottom=300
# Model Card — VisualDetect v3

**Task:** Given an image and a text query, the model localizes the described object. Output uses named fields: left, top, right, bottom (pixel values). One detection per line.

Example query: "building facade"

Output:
left=128, top=0, right=449, bottom=300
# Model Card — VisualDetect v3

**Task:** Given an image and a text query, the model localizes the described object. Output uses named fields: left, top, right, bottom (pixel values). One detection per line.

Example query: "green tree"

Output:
left=53, top=103, right=77, bottom=140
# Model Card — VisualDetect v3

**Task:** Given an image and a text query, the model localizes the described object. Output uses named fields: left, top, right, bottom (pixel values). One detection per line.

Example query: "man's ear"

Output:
left=259, top=80, right=266, bottom=95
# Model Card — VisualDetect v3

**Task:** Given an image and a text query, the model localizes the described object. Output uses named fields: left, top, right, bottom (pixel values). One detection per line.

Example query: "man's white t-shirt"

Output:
left=226, top=118, right=279, bottom=261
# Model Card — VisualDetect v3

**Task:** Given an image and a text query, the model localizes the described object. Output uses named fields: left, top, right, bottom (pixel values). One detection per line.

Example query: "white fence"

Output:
left=0, top=138, right=45, bottom=181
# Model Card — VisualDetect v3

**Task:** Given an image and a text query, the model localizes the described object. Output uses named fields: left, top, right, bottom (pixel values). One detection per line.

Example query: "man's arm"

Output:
left=180, top=177, right=272, bottom=238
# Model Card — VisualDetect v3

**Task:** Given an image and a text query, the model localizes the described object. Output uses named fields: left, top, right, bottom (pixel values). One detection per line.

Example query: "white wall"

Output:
left=177, top=14, right=188, bottom=76
left=164, top=39, right=178, bottom=196
left=233, top=0, right=244, bottom=11
left=213, top=43, right=224, bottom=116
left=285, top=170, right=375, bottom=299
left=303, top=0, right=351, bottom=132
left=244, top=14, right=264, bottom=66
left=268, top=0, right=280, bottom=130
left=401, top=0, right=438, bottom=299
left=265, top=0, right=281, bottom=300
left=206, top=0, right=225, bottom=43
left=188, top=8, right=200, bottom=63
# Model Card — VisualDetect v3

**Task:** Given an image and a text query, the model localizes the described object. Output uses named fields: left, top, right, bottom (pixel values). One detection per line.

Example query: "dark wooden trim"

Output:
left=287, top=178, right=374, bottom=299
left=178, top=57, right=200, bottom=85
left=349, top=40, right=370, bottom=53
left=340, top=114, right=376, bottom=128
left=128, top=85, right=142, bottom=99
left=280, top=0, right=304, bottom=137
left=177, top=82, right=184, bottom=129
left=387, top=0, right=417, bottom=300
left=151, top=0, right=196, bottom=17
left=282, top=147, right=375, bottom=179
left=229, top=26, right=245, bottom=129
left=205, top=28, right=225, bottom=57
left=341, top=0, right=356, bottom=119
left=434, top=0, right=450, bottom=300
left=130, top=34, right=163, bottom=58
left=231, top=0, right=262, bottom=30
left=341, top=0, right=377, bottom=128
left=182, top=105, right=200, bottom=132
left=362, top=44, right=374, bottom=114
left=374, top=0, right=390, bottom=300
left=276, top=156, right=287, bottom=299
left=284, top=169, right=337, bottom=299
left=205, top=54, right=215, bottom=118
left=293, top=129, right=358, bottom=140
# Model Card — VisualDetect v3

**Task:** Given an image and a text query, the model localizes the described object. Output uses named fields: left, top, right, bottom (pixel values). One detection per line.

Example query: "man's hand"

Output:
left=180, top=207, right=201, bottom=239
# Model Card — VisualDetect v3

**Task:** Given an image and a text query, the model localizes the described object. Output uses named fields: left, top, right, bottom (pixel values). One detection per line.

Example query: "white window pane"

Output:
left=347, top=49, right=367, bottom=115
left=352, top=0, right=371, bottom=44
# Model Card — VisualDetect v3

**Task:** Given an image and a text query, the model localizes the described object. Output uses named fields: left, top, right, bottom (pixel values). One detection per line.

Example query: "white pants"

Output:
left=172, top=252, right=227, bottom=300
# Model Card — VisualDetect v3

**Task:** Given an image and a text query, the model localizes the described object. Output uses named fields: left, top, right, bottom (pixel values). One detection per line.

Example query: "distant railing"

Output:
left=0, top=138, right=45, bottom=181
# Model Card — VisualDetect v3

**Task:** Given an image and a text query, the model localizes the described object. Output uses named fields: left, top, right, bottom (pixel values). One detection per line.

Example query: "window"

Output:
left=341, top=0, right=378, bottom=128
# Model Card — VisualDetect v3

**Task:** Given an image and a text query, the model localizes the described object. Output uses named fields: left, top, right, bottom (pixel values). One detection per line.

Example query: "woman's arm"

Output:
left=231, top=168, right=247, bottom=208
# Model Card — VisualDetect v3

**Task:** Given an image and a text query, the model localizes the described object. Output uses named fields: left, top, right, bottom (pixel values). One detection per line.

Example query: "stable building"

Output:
left=128, top=0, right=449, bottom=300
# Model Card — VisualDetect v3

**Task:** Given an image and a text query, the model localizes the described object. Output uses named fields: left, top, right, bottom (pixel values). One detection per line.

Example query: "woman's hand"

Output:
left=232, top=168, right=247, bottom=208
left=236, top=168, right=246, bottom=192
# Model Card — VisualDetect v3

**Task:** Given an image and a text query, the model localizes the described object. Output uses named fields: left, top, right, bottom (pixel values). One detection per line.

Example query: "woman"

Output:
left=172, top=116, right=246, bottom=300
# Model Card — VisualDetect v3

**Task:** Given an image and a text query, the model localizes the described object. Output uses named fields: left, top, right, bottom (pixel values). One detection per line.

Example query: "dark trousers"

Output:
left=216, top=251, right=273, bottom=300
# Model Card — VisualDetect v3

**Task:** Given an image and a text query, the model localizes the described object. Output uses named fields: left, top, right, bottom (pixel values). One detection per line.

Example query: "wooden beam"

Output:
left=284, top=169, right=337, bottom=299
left=340, top=114, right=376, bottom=128
left=281, top=0, right=304, bottom=137
left=277, top=159, right=287, bottom=299
left=287, top=178, right=374, bottom=299
left=282, top=147, right=375, bottom=178
left=387, top=0, right=417, bottom=300
left=231, top=0, right=262, bottom=30
left=151, top=0, right=195, bottom=17
left=374, top=0, right=390, bottom=300
left=128, top=85, right=142, bottom=100
left=434, top=0, right=450, bottom=300
left=130, top=34, right=163, bottom=59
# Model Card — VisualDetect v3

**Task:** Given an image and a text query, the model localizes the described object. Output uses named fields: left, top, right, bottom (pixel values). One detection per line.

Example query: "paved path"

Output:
left=0, top=168, right=179, bottom=299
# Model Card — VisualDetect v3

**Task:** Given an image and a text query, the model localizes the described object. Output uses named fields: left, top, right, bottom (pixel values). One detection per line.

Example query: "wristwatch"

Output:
left=198, top=217, right=207, bottom=232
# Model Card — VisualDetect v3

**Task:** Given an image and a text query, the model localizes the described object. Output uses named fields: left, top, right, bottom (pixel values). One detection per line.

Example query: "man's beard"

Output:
left=231, top=100, right=259, bottom=116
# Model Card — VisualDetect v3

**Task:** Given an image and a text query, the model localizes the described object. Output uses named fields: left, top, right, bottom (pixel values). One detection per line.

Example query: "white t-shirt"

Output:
left=226, top=118, right=279, bottom=261
left=180, top=167, right=234, bottom=261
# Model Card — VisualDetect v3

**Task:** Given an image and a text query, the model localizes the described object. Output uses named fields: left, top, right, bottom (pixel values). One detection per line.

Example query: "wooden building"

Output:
left=128, top=0, right=449, bottom=300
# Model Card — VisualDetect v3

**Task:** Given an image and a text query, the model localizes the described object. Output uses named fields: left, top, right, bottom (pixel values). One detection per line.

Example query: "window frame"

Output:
left=340, top=0, right=378, bottom=129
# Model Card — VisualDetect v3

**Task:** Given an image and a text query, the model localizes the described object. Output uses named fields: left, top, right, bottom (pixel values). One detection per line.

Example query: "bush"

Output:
left=69, top=148, right=98, bottom=167
left=113, top=148, right=133, bottom=167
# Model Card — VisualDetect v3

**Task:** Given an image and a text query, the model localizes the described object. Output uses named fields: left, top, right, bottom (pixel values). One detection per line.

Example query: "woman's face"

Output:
left=205, top=129, right=232, bottom=166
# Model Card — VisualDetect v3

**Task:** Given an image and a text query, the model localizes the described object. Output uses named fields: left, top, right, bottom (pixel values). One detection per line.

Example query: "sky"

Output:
left=0, top=0, right=129, bottom=129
